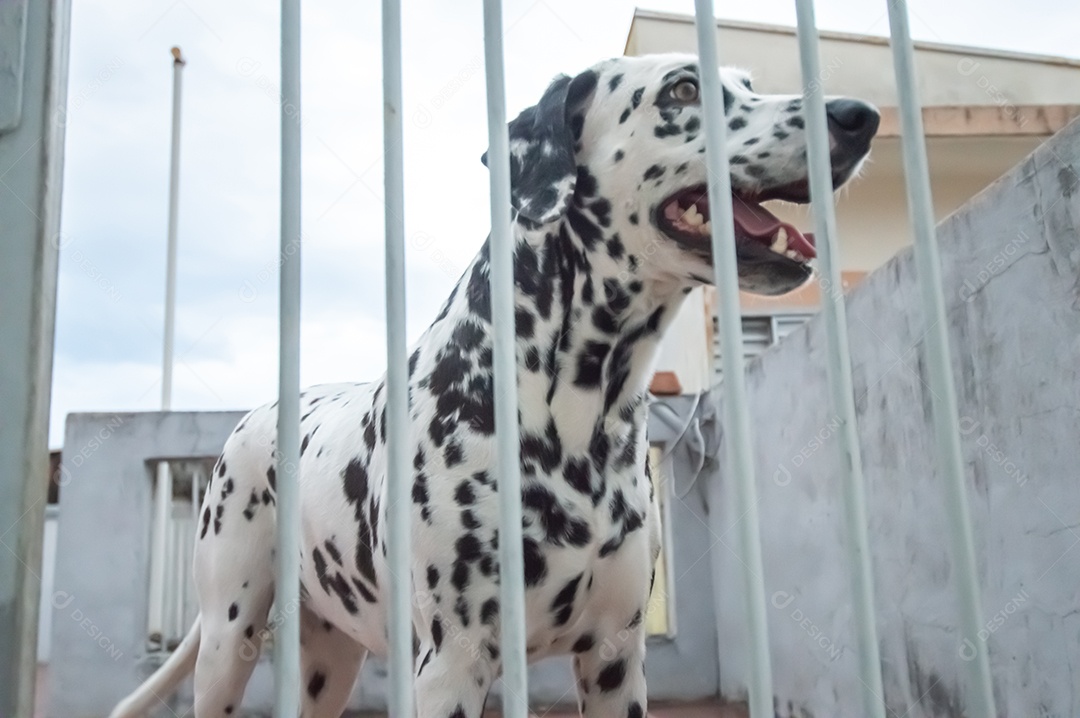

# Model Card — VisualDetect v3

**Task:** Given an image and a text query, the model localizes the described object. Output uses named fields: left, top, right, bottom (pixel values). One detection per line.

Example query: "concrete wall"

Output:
left=48, top=410, right=245, bottom=717
left=47, top=400, right=718, bottom=716
left=707, top=118, right=1080, bottom=716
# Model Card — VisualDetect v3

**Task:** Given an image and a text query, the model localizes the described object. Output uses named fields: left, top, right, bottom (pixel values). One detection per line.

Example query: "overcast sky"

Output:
left=49, top=0, right=1080, bottom=447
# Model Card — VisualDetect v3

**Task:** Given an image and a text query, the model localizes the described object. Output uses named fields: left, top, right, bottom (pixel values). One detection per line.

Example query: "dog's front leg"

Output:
left=413, top=631, right=496, bottom=718
left=572, top=615, right=648, bottom=718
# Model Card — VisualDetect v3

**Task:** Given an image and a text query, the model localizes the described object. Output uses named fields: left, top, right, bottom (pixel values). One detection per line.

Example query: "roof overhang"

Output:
left=879, top=104, right=1080, bottom=137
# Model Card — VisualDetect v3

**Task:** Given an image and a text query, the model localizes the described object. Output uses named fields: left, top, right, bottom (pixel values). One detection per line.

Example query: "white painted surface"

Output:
left=708, top=118, right=1080, bottom=717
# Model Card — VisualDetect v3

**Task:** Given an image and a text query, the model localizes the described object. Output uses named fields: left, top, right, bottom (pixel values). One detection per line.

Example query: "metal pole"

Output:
left=691, top=2, right=774, bottom=715
left=884, top=2, right=997, bottom=716
left=149, top=49, right=185, bottom=644
left=161, top=46, right=184, bottom=412
left=0, top=0, right=71, bottom=711
left=481, top=1, right=528, bottom=716
left=152, top=47, right=185, bottom=638
left=274, top=0, right=302, bottom=713
left=792, top=3, right=885, bottom=715
left=381, top=0, right=414, bottom=715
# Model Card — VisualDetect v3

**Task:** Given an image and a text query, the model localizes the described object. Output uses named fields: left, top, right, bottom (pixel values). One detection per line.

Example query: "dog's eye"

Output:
left=670, top=80, right=699, bottom=103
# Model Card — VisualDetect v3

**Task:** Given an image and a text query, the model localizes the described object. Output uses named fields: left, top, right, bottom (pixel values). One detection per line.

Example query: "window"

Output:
left=712, top=312, right=814, bottom=386
left=644, top=444, right=675, bottom=637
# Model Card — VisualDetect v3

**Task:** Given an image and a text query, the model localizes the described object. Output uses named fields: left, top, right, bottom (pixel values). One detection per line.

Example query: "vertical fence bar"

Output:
left=692, top=2, right=774, bottom=715
left=381, top=0, right=415, bottom=716
left=0, top=0, right=70, bottom=710
left=792, top=3, right=886, bottom=715
left=884, top=3, right=997, bottom=716
left=273, top=0, right=302, bottom=712
left=481, top=1, right=529, bottom=716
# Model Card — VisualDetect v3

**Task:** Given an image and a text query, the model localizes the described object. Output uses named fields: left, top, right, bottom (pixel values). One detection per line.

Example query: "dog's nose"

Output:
left=825, top=99, right=880, bottom=150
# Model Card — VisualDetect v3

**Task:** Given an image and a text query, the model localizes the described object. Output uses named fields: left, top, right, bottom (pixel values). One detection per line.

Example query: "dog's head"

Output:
left=486, top=53, right=879, bottom=296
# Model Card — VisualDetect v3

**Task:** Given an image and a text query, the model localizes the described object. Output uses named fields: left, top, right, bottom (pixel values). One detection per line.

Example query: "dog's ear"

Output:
left=482, top=69, right=598, bottom=225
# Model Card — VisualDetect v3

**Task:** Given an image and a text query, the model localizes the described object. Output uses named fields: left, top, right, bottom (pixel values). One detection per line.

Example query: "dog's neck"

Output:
left=424, top=199, right=691, bottom=466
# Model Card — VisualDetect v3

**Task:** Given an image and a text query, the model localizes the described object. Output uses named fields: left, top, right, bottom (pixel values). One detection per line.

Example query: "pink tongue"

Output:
left=731, top=199, right=817, bottom=259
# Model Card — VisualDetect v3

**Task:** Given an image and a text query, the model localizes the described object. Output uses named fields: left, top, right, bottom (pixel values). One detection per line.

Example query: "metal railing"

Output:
left=260, top=0, right=998, bottom=715
left=0, top=0, right=998, bottom=713
left=690, top=0, right=998, bottom=715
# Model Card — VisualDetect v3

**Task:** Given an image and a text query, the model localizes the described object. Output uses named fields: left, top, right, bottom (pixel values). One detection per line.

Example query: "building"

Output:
left=641, top=9, right=1080, bottom=392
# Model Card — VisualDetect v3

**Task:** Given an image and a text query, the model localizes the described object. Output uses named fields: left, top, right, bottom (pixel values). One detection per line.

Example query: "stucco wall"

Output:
left=708, top=118, right=1080, bottom=716
left=626, top=13, right=1080, bottom=109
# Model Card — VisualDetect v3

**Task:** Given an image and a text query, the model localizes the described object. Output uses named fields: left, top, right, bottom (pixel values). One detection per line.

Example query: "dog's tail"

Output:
left=108, top=614, right=201, bottom=718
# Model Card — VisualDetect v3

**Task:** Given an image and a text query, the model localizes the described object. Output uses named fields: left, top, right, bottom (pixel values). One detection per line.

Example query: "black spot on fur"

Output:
left=431, top=616, right=444, bottom=650
left=563, top=458, right=593, bottom=497
left=454, top=480, right=475, bottom=505
left=654, top=123, right=681, bottom=138
left=523, top=484, right=592, bottom=547
left=522, top=537, right=547, bottom=586
left=643, top=164, right=664, bottom=181
left=480, top=598, right=499, bottom=625
left=307, top=671, right=326, bottom=700
left=228, top=603, right=238, bottom=621
left=324, top=539, right=343, bottom=566
left=573, top=633, right=595, bottom=653
left=444, top=440, right=464, bottom=467
left=551, top=573, right=583, bottom=626
left=574, top=340, right=610, bottom=388
left=456, top=533, right=483, bottom=562
left=597, top=658, right=628, bottom=692
left=243, top=490, right=259, bottom=520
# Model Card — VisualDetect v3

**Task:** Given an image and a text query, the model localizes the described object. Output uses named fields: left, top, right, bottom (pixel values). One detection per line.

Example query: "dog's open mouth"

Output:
left=657, top=185, right=816, bottom=264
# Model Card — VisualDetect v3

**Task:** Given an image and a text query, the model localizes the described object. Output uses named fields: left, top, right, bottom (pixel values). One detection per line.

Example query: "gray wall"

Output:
left=48, top=401, right=718, bottom=716
left=709, top=119, right=1080, bottom=717
left=49, top=411, right=245, bottom=717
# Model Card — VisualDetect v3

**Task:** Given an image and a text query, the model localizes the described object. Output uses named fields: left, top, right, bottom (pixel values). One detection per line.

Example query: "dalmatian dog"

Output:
left=111, top=53, right=878, bottom=718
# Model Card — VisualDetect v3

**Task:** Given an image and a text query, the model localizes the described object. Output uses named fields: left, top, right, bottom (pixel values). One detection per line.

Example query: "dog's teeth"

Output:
left=684, top=205, right=704, bottom=226
left=702, top=220, right=712, bottom=234
left=770, top=227, right=789, bottom=253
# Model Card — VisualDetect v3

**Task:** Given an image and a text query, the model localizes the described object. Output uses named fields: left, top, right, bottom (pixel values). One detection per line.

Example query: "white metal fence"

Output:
left=1, top=0, right=1000, bottom=715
